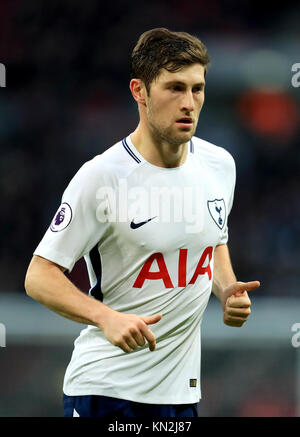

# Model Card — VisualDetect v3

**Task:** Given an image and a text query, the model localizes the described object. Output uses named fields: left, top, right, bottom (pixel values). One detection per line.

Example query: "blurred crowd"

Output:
left=0, top=0, right=300, bottom=296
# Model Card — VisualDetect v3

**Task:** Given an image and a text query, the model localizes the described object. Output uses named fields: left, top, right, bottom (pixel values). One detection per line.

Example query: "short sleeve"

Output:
left=218, top=152, right=236, bottom=246
left=34, top=159, right=110, bottom=272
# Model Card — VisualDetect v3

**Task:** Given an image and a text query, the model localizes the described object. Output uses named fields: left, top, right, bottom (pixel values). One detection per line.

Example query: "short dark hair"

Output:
left=130, top=28, right=210, bottom=93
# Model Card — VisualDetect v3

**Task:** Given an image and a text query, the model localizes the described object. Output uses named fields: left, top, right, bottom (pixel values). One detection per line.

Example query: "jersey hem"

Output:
left=62, top=387, right=201, bottom=405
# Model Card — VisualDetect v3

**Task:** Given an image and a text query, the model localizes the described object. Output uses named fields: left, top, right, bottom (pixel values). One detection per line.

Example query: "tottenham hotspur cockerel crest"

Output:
left=207, top=199, right=226, bottom=230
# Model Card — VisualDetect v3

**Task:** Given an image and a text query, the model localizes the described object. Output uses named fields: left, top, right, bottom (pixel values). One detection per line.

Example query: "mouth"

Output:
left=176, top=117, right=193, bottom=128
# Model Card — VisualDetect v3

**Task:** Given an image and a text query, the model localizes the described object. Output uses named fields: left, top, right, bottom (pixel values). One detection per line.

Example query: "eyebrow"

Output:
left=164, top=80, right=205, bottom=87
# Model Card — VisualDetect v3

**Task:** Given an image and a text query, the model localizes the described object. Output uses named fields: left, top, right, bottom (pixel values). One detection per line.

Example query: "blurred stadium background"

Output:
left=0, top=0, right=300, bottom=417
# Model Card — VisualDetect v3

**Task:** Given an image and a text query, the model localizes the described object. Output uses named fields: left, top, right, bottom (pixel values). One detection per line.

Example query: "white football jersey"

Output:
left=34, top=134, right=236, bottom=404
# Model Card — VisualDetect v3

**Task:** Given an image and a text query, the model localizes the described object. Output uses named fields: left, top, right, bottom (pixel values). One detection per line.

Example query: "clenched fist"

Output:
left=221, top=281, right=260, bottom=327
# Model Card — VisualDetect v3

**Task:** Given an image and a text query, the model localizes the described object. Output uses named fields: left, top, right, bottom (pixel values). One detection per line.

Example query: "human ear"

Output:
left=129, top=79, right=147, bottom=106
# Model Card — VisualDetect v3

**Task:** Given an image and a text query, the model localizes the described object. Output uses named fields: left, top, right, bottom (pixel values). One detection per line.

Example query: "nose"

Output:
left=181, top=90, right=195, bottom=112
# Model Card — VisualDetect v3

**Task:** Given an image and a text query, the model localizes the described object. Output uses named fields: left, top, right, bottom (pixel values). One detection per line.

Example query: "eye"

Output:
left=171, top=85, right=183, bottom=92
left=193, top=86, right=204, bottom=93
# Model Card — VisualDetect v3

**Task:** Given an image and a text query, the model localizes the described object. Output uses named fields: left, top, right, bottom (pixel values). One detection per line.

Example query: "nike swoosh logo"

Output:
left=130, top=216, right=157, bottom=229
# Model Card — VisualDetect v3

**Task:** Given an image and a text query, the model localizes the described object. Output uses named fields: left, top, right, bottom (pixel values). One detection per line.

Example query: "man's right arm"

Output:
left=25, top=255, right=162, bottom=352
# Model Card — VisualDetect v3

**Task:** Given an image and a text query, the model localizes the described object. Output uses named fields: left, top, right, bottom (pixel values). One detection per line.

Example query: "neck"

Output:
left=131, top=125, right=189, bottom=168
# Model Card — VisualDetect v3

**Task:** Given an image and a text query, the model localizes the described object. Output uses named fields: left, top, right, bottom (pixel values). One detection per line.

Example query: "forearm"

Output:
left=25, top=255, right=163, bottom=353
left=24, top=255, right=111, bottom=329
left=212, top=244, right=236, bottom=302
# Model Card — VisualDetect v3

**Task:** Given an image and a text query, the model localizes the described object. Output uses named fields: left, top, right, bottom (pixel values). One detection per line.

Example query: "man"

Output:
left=25, top=28, right=260, bottom=418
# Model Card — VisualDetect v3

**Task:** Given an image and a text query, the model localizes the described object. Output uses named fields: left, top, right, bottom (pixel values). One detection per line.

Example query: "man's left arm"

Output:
left=212, top=244, right=260, bottom=327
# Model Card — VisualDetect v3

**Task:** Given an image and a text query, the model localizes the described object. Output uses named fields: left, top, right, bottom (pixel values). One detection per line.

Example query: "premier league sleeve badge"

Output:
left=50, top=202, right=73, bottom=232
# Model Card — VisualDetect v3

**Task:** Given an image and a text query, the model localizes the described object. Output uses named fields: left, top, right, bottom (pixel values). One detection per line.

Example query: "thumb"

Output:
left=228, top=280, right=261, bottom=298
left=141, top=313, right=163, bottom=325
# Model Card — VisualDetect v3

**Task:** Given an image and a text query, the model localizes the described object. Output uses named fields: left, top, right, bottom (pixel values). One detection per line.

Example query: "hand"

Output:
left=101, top=309, right=162, bottom=353
left=222, top=281, right=260, bottom=327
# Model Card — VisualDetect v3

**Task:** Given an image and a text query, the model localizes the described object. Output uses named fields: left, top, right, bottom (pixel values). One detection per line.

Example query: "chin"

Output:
left=151, top=125, right=194, bottom=146
left=172, top=132, right=194, bottom=145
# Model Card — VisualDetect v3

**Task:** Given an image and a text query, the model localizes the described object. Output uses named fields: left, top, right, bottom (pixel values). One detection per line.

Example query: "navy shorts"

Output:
left=63, top=394, right=199, bottom=418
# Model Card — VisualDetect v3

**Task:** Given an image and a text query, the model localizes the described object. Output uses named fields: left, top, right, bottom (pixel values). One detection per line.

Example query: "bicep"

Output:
left=29, top=255, right=67, bottom=272
left=25, top=255, right=67, bottom=293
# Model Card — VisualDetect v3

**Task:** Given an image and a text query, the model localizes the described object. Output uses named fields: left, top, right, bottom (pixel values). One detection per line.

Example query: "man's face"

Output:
left=145, top=63, right=205, bottom=146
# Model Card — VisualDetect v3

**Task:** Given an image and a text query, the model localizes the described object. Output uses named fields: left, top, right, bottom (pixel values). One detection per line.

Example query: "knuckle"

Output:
left=114, top=339, right=122, bottom=347
left=122, top=333, right=130, bottom=342
left=119, top=336, right=126, bottom=345
left=119, top=333, right=128, bottom=342
left=129, top=327, right=138, bottom=335
left=137, top=320, right=147, bottom=330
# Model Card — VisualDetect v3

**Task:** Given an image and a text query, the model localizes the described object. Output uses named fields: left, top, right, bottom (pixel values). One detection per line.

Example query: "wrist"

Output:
left=213, top=280, right=236, bottom=308
left=91, top=302, right=114, bottom=330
